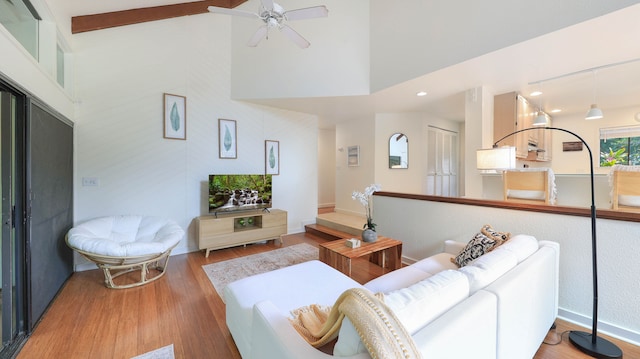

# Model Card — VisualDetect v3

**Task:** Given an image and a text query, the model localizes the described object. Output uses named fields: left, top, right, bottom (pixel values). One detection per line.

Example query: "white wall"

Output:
left=335, top=117, right=375, bottom=216
left=72, top=14, right=319, bottom=266
left=374, top=113, right=424, bottom=193
left=549, top=106, right=640, bottom=175
left=369, top=0, right=639, bottom=92
left=374, top=194, right=640, bottom=345
left=318, top=128, right=336, bottom=208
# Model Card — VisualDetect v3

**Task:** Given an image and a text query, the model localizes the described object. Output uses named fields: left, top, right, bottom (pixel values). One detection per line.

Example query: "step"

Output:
left=315, top=214, right=364, bottom=237
left=304, top=224, right=354, bottom=241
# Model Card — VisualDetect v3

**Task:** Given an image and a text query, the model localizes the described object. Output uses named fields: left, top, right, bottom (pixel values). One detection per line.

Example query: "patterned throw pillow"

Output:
left=452, top=231, right=501, bottom=267
left=480, top=224, right=511, bottom=245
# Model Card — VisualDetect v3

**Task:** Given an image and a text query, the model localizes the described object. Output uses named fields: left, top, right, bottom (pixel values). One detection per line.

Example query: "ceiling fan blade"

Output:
left=207, top=6, right=258, bottom=19
left=247, top=25, right=268, bottom=47
left=280, top=25, right=310, bottom=48
left=284, top=6, right=328, bottom=21
left=261, top=0, right=274, bottom=12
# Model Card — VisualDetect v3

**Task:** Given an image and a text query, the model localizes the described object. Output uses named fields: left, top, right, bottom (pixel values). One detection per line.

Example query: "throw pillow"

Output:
left=480, top=224, right=511, bottom=245
left=452, top=232, right=500, bottom=267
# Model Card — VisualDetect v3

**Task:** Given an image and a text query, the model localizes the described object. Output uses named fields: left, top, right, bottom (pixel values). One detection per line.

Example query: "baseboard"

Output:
left=318, top=203, right=335, bottom=208
left=558, top=308, right=640, bottom=346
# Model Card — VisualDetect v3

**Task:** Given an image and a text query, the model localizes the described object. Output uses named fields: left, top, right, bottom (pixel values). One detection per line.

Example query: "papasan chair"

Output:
left=66, top=215, right=185, bottom=289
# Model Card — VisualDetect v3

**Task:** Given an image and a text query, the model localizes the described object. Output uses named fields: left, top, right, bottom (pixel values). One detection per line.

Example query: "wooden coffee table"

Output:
left=318, top=236, right=402, bottom=277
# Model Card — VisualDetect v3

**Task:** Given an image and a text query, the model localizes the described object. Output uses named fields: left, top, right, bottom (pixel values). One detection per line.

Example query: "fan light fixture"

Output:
left=208, top=1, right=328, bottom=49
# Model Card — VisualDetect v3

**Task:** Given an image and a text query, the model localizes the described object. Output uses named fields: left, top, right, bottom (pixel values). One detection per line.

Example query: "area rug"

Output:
left=131, top=344, right=174, bottom=359
left=202, top=243, right=318, bottom=302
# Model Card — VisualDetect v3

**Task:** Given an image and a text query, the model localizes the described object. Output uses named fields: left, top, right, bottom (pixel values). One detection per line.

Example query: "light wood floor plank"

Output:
left=16, top=233, right=639, bottom=359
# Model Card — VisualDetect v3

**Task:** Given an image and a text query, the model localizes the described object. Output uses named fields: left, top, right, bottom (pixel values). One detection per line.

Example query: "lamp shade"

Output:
left=585, top=104, right=604, bottom=120
left=533, top=112, right=549, bottom=127
left=476, top=147, right=516, bottom=170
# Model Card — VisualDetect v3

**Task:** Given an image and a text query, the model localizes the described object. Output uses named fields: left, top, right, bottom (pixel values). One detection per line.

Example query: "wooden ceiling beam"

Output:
left=71, top=0, right=248, bottom=34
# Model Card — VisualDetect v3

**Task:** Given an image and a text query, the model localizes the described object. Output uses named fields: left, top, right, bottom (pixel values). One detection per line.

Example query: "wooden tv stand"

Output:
left=196, top=209, right=287, bottom=257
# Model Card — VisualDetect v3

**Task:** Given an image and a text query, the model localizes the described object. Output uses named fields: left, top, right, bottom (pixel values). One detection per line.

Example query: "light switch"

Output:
left=82, top=177, right=99, bottom=186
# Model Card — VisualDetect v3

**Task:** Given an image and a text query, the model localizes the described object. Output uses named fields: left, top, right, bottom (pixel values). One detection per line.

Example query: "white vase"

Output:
left=362, top=229, right=378, bottom=243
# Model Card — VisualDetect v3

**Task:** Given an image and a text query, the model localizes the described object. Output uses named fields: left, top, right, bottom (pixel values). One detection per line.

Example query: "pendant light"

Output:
left=585, top=70, right=604, bottom=120
left=534, top=81, right=549, bottom=126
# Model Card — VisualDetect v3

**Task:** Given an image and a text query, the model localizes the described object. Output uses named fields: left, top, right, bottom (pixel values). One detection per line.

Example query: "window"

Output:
left=56, top=44, right=65, bottom=87
left=599, top=126, right=640, bottom=166
left=0, top=0, right=40, bottom=59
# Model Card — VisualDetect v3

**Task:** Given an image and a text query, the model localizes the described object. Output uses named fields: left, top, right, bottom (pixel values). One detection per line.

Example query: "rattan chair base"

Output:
left=74, top=243, right=178, bottom=289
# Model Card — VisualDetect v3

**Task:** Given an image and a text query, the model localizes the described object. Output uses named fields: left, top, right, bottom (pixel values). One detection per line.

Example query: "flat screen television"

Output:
left=208, top=174, right=272, bottom=214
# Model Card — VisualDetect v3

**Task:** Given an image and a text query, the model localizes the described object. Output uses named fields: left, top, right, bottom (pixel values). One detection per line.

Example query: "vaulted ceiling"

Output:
left=47, top=1, right=640, bottom=127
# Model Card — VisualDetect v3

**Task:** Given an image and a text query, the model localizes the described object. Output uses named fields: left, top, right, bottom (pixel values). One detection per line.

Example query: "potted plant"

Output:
left=352, top=184, right=381, bottom=242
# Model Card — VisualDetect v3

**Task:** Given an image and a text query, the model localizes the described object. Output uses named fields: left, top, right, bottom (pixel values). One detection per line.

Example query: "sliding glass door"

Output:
left=0, top=89, right=26, bottom=352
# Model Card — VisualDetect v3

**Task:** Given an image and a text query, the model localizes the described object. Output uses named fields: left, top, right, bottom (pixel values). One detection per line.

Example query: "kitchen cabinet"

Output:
left=493, top=92, right=552, bottom=161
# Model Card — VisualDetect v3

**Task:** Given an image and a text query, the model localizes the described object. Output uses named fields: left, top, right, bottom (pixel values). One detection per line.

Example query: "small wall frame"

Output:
left=218, top=119, right=237, bottom=159
left=265, top=140, right=280, bottom=175
left=348, top=145, right=360, bottom=167
left=163, top=93, right=186, bottom=140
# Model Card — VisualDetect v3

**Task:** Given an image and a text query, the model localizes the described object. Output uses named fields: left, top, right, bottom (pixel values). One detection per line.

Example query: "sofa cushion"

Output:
left=364, top=252, right=459, bottom=293
left=364, top=266, right=434, bottom=293
left=411, top=252, right=460, bottom=274
left=334, top=270, right=470, bottom=356
left=332, top=317, right=367, bottom=356
left=383, top=270, right=470, bottom=334
left=495, top=234, right=539, bottom=263
left=458, top=247, right=518, bottom=293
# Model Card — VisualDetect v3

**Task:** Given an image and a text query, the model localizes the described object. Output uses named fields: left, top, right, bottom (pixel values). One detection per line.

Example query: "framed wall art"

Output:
left=265, top=140, right=280, bottom=175
left=348, top=145, right=360, bottom=166
left=163, top=93, right=186, bottom=140
left=218, top=119, right=237, bottom=159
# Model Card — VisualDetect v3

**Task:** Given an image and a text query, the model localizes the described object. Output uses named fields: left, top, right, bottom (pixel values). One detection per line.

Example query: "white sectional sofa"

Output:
left=224, top=234, right=559, bottom=359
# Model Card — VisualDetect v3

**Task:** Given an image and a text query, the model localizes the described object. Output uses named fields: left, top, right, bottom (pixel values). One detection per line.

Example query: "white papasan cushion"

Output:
left=67, top=215, right=184, bottom=257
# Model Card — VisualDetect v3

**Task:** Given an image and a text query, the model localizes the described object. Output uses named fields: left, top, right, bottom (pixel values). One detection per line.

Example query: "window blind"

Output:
left=600, top=125, right=640, bottom=140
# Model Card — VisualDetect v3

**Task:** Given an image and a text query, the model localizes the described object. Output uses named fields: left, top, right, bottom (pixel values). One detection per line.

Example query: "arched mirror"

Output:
left=389, top=133, right=408, bottom=168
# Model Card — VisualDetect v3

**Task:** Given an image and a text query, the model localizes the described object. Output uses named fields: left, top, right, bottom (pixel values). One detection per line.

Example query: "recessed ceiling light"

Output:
left=551, top=109, right=562, bottom=113
left=416, top=91, right=428, bottom=97
left=530, top=91, right=543, bottom=97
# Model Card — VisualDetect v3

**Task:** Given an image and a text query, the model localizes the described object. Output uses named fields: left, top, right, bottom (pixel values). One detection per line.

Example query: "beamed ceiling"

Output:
left=71, top=0, right=247, bottom=34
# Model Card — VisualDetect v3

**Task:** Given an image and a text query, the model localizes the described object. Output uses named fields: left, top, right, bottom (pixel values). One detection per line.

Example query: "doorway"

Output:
left=425, top=126, right=459, bottom=197
left=0, top=79, right=74, bottom=356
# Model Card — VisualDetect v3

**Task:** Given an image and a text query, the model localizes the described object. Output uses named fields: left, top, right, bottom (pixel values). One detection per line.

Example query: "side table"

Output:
left=318, top=236, right=402, bottom=277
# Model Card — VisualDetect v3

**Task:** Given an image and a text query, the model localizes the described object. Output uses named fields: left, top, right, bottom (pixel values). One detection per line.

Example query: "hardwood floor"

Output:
left=17, top=232, right=639, bottom=359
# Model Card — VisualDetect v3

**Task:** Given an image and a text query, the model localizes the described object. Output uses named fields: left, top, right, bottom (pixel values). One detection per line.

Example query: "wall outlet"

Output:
left=82, top=177, right=99, bottom=186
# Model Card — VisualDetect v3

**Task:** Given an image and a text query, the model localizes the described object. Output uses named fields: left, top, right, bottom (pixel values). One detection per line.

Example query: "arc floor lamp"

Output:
left=476, top=124, right=623, bottom=359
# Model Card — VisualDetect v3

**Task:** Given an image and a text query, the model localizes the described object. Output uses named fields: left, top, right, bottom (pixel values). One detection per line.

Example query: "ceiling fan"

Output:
left=207, top=0, right=328, bottom=49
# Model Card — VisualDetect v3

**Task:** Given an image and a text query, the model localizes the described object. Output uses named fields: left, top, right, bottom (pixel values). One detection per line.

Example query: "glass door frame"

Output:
left=0, top=85, right=28, bottom=354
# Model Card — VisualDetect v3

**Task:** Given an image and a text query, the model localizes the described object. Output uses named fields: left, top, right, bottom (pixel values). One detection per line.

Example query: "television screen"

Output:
left=209, top=174, right=272, bottom=213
